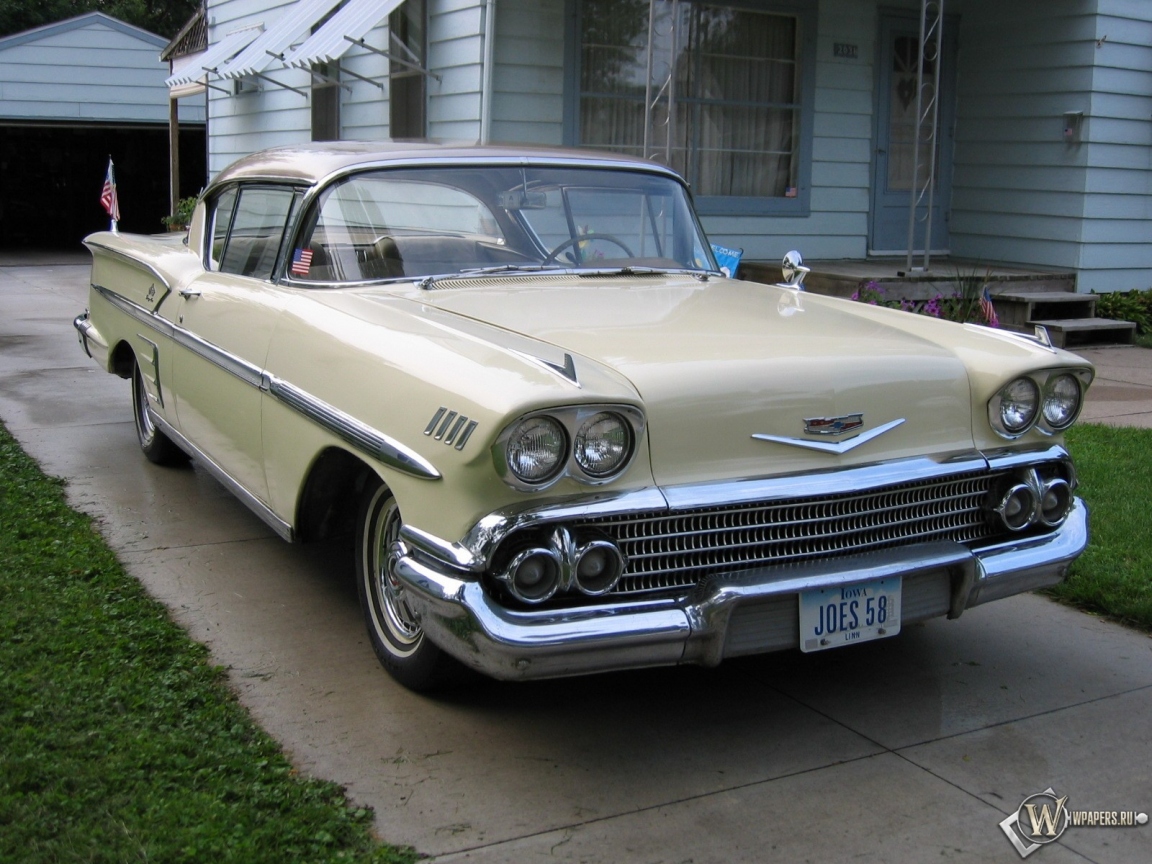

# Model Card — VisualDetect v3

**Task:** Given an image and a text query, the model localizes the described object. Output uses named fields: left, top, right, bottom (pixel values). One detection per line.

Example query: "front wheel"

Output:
left=355, top=476, right=450, bottom=690
left=131, top=358, right=187, bottom=465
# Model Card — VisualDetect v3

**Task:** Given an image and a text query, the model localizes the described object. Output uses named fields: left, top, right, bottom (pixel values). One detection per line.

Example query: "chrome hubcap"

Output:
left=373, top=498, right=421, bottom=645
left=134, top=370, right=155, bottom=441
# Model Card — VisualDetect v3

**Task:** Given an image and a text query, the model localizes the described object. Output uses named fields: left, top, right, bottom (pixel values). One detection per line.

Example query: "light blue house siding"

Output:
left=489, top=0, right=565, bottom=145
left=1080, top=0, right=1152, bottom=292
left=206, top=0, right=489, bottom=176
left=951, top=0, right=1152, bottom=293
left=428, top=0, right=486, bottom=139
left=0, top=12, right=204, bottom=125
left=206, top=0, right=325, bottom=174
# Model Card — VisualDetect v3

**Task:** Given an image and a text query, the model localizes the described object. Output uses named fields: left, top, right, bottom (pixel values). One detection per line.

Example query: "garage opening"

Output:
left=0, top=122, right=205, bottom=250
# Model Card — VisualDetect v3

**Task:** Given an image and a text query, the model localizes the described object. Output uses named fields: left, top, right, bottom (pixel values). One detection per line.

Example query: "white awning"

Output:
left=216, top=0, right=345, bottom=80
left=281, top=0, right=405, bottom=68
left=165, top=25, right=262, bottom=88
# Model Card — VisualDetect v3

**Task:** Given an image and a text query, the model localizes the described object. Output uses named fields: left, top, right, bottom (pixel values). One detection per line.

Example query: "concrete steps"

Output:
left=1030, top=318, right=1137, bottom=348
left=994, top=291, right=1135, bottom=348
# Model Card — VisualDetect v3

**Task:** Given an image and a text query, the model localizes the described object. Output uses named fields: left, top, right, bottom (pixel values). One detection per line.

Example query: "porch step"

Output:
left=993, top=292, right=1096, bottom=329
left=1030, top=318, right=1136, bottom=349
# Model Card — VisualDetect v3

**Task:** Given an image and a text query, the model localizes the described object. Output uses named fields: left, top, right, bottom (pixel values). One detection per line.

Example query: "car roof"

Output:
left=208, top=141, right=685, bottom=191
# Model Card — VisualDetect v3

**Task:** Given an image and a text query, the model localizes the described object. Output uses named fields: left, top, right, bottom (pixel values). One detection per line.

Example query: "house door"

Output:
left=870, top=14, right=958, bottom=255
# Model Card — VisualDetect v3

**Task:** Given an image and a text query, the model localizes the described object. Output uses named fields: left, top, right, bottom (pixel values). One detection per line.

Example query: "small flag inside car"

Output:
left=291, top=248, right=313, bottom=275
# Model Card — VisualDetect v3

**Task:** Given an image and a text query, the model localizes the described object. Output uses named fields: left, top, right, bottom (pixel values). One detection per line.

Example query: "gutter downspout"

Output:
left=480, top=0, right=496, bottom=143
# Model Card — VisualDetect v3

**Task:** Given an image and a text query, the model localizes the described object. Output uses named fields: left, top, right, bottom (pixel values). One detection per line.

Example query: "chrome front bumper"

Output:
left=393, top=499, right=1089, bottom=681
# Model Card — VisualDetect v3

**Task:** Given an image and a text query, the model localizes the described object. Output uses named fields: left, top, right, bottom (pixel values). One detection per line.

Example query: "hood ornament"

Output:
left=753, top=418, right=906, bottom=455
left=778, top=250, right=810, bottom=291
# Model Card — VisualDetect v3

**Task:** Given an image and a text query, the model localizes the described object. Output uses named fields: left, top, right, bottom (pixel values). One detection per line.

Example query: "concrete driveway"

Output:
left=1, top=256, right=1149, bottom=863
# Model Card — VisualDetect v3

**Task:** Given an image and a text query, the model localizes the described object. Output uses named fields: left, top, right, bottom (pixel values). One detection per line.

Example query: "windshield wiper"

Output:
left=416, top=264, right=565, bottom=289
left=415, top=263, right=699, bottom=290
left=457, top=264, right=566, bottom=276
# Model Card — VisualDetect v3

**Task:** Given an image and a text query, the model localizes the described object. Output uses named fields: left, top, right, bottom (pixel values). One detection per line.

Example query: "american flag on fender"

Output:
left=100, top=157, right=120, bottom=223
left=290, top=248, right=314, bottom=276
left=980, top=286, right=999, bottom=327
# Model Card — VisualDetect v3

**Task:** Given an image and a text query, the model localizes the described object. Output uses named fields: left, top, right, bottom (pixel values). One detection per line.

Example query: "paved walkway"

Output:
left=1, top=258, right=1149, bottom=863
left=1077, top=345, right=1152, bottom=428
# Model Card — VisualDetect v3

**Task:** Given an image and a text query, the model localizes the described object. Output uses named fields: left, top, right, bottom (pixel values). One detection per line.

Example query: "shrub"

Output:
left=1092, top=288, right=1152, bottom=333
left=162, top=196, right=198, bottom=230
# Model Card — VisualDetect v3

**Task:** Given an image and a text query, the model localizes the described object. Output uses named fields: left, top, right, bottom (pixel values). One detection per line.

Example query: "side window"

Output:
left=208, top=187, right=238, bottom=271
left=212, top=186, right=298, bottom=280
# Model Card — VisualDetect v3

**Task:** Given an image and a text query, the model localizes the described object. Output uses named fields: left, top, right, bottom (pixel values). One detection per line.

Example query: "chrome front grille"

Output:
left=575, top=470, right=1012, bottom=596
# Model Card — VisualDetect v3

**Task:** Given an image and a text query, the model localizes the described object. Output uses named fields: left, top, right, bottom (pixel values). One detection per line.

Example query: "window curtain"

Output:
left=580, top=0, right=800, bottom=198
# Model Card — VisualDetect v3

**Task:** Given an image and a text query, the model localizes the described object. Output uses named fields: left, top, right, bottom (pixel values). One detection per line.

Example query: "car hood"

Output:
left=407, top=275, right=976, bottom=486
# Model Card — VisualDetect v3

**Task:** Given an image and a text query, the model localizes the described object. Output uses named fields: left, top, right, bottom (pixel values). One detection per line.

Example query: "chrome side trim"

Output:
left=176, top=327, right=264, bottom=387
left=92, top=284, right=440, bottom=480
left=265, top=376, right=440, bottom=479
left=753, top=418, right=906, bottom=454
left=93, top=284, right=177, bottom=338
left=84, top=241, right=173, bottom=299
left=137, top=334, right=163, bottom=408
left=149, top=410, right=294, bottom=542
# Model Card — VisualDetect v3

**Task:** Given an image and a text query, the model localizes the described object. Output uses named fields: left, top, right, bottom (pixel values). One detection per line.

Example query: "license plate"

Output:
left=799, top=576, right=902, bottom=653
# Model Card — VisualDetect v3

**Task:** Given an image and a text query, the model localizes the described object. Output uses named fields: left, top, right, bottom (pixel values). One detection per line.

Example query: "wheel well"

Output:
left=296, top=448, right=378, bottom=543
left=110, top=340, right=136, bottom=379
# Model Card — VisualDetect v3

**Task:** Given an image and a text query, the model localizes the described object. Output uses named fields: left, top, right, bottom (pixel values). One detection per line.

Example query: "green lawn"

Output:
left=1050, top=423, right=1152, bottom=631
left=0, top=423, right=415, bottom=864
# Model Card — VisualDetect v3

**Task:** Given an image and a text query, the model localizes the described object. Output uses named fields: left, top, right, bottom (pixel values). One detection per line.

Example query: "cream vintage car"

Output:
left=76, top=142, right=1093, bottom=690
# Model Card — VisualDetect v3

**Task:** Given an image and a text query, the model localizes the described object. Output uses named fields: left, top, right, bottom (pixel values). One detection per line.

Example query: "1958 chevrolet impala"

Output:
left=76, top=142, right=1092, bottom=689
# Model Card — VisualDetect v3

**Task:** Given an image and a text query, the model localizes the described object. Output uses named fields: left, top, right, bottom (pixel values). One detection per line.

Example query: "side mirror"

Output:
left=780, top=250, right=809, bottom=291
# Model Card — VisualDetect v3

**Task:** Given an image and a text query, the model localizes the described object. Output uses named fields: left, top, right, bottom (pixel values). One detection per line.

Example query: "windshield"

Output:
left=289, top=165, right=717, bottom=283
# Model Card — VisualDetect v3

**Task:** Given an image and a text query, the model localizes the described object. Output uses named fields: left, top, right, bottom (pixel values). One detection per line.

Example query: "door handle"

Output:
left=179, top=286, right=201, bottom=299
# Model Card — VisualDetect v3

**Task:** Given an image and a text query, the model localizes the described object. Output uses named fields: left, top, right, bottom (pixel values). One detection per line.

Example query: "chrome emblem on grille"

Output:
left=753, top=418, right=906, bottom=455
left=805, top=414, right=864, bottom=436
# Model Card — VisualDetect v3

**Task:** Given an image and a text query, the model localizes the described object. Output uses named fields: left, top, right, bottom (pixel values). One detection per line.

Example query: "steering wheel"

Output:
left=542, top=234, right=634, bottom=266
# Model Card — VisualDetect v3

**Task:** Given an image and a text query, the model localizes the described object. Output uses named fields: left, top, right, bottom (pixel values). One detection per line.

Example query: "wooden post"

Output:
left=169, top=96, right=180, bottom=216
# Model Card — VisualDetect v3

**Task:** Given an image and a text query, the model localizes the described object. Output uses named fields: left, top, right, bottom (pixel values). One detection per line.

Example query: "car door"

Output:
left=166, top=183, right=301, bottom=504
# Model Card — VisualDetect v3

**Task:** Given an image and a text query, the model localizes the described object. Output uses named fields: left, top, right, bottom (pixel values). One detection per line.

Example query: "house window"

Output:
left=577, top=0, right=811, bottom=214
left=389, top=0, right=426, bottom=138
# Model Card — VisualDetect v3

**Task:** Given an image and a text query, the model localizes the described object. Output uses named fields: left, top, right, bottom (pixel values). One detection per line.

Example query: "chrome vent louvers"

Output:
left=424, top=407, right=478, bottom=451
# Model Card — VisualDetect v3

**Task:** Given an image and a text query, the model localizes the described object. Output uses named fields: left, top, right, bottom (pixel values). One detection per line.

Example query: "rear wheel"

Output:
left=355, top=476, right=450, bottom=690
left=131, top=359, right=187, bottom=465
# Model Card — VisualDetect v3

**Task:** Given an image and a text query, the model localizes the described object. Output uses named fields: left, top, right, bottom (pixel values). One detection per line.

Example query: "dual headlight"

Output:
left=989, top=369, right=1091, bottom=438
left=496, top=405, right=644, bottom=490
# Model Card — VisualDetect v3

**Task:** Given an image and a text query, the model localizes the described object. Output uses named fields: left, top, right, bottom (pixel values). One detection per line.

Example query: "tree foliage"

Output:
left=0, top=0, right=201, bottom=41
